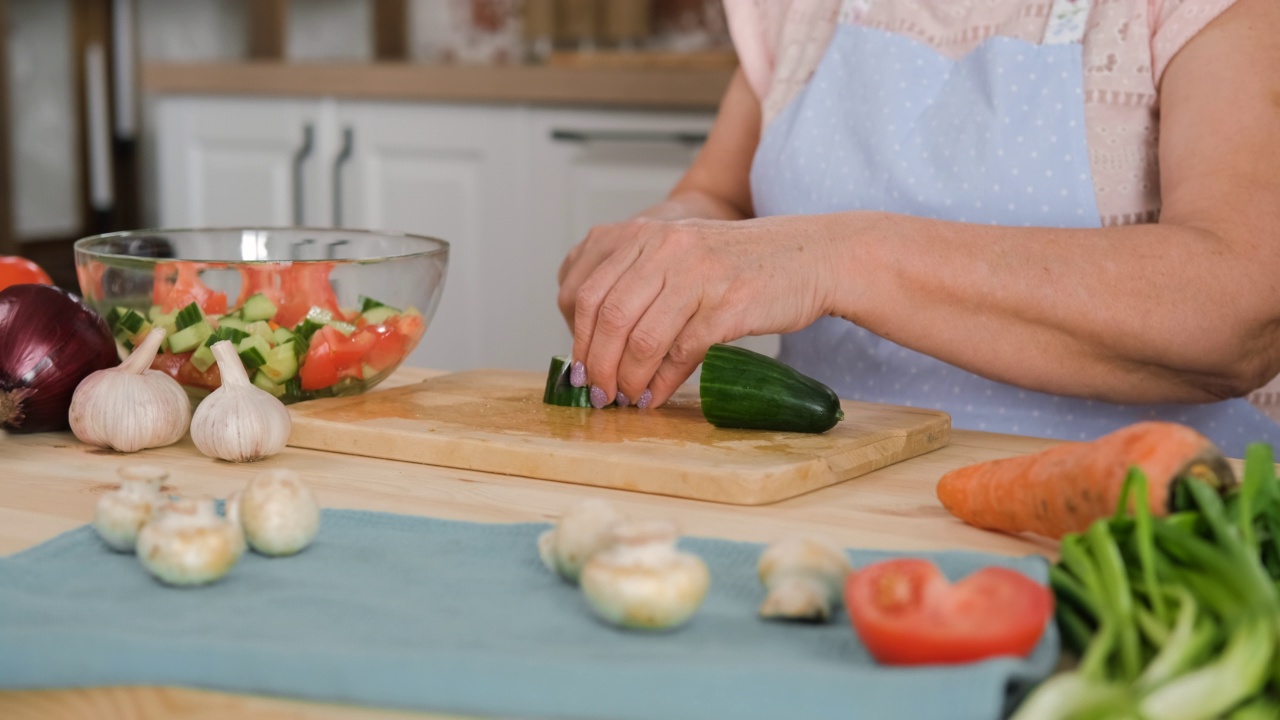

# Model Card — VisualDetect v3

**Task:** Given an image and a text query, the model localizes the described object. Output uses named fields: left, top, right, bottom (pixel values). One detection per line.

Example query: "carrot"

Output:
left=936, top=421, right=1236, bottom=538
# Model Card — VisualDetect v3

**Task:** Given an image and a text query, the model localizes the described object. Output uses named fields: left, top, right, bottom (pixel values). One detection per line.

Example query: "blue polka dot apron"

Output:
left=749, top=0, right=1280, bottom=457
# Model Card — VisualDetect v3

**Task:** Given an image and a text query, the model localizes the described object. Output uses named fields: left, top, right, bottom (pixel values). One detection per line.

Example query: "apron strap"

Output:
left=1043, top=0, right=1092, bottom=45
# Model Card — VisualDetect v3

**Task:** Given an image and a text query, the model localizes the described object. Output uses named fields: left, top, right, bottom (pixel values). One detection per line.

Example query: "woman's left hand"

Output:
left=563, top=215, right=839, bottom=409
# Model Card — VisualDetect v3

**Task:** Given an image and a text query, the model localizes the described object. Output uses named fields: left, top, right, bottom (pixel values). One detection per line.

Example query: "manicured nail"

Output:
left=569, top=361, right=586, bottom=388
left=636, top=389, right=653, bottom=409
left=615, top=391, right=630, bottom=408
left=589, top=385, right=608, bottom=409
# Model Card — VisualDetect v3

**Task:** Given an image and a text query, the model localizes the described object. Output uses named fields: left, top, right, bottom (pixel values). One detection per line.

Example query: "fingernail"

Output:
left=636, top=389, right=653, bottom=409
left=589, top=385, right=608, bottom=409
left=569, top=361, right=586, bottom=388
left=615, top=391, right=630, bottom=408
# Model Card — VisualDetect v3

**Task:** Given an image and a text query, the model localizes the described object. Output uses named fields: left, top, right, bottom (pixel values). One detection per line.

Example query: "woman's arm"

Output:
left=567, top=0, right=1280, bottom=409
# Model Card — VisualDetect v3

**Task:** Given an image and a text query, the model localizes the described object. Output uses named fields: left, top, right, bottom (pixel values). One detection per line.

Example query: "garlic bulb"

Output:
left=230, top=468, right=321, bottom=556
left=190, top=340, right=291, bottom=462
left=136, top=497, right=245, bottom=586
left=580, top=519, right=710, bottom=631
left=93, top=465, right=167, bottom=552
left=69, top=327, right=190, bottom=452
left=538, top=499, right=624, bottom=583
left=757, top=536, right=853, bottom=622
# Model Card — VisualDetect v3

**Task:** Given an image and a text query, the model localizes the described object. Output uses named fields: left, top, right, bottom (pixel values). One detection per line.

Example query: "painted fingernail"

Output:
left=615, top=391, right=630, bottom=408
left=570, top=361, right=587, bottom=388
left=589, top=385, right=609, bottom=409
left=636, top=389, right=653, bottom=409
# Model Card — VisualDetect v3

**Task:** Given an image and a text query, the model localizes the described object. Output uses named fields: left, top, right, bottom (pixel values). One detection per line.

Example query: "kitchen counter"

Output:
left=141, top=62, right=735, bottom=109
left=0, top=368, right=1060, bottom=719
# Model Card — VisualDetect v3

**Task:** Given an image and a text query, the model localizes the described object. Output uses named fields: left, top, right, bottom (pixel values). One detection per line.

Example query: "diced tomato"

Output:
left=845, top=558, right=1052, bottom=666
left=275, top=263, right=341, bottom=328
left=359, top=324, right=408, bottom=373
left=75, top=261, right=108, bottom=302
left=398, top=314, right=425, bottom=348
left=154, top=262, right=228, bottom=315
left=234, top=264, right=285, bottom=308
left=150, top=352, right=222, bottom=392
left=315, top=325, right=371, bottom=372
left=0, top=256, right=53, bottom=293
left=300, top=339, right=340, bottom=391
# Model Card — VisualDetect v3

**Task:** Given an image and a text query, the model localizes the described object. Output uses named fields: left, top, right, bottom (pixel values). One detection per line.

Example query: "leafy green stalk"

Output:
left=1139, top=616, right=1275, bottom=720
left=1087, top=521, right=1142, bottom=680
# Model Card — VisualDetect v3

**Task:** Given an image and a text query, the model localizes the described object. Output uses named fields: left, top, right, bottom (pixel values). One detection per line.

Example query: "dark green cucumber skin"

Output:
left=699, top=344, right=844, bottom=433
left=543, top=356, right=592, bottom=407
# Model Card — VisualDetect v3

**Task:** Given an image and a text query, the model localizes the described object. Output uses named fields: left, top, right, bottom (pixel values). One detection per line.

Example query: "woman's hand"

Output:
left=558, top=215, right=838, bottom=408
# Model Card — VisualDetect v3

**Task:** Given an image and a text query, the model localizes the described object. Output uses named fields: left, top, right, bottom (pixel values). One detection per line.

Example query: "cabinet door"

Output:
left=154, top=97, right=324, bottom=228
left=334, top=102, right=528, bottom=372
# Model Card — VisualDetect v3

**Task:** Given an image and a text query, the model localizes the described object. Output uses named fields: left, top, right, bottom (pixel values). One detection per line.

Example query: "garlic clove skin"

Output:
left=70, top=327, right=191, bottom=453
left=757, top=537, right=853, bottom=623
left=540, top=499, right=624, bottom=583
left=93, top=465, right=167, bottom=552
left=136, top=497, right=244, bottom=586
left=190, top=341, right=291, bottom=463
left=234, top=469, right=321, bottom=556
left=579, top=519, right=710, bottom=631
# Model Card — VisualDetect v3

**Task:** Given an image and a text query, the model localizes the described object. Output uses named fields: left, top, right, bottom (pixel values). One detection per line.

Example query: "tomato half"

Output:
left=0, top=256, right=53, bottom=293
left=845, top=558, right=1052, bottom=666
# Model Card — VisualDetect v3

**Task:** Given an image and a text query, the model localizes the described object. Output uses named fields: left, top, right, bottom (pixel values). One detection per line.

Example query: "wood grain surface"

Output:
left=285, top=369, right=952, bottom=505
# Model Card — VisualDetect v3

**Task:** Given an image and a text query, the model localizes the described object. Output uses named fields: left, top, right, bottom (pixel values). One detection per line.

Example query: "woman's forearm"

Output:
left=818, top=211, right=1280, bottom=404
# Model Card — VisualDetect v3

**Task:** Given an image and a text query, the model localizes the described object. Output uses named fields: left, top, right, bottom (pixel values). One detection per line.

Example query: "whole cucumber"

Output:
left=700, top=344, right=844, bottom=433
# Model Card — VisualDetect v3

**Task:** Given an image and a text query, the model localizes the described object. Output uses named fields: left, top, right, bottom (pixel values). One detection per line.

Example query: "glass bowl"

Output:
left=74, top=228, right=448, bottom=404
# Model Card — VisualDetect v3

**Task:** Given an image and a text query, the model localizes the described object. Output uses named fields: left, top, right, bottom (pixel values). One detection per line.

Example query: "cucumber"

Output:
left=245, top=320, right=274, bottom=342
left=253, top=371, right=286, bottom=398
left=271, top=327, right=296, bottom=346
left=359, top=295, right=397, bottom=313
left=361, top=306, right=399, bottom=326
left=168, top=321, right=213, bottom=353
left=260, top=343, right=299, bottom=383
left=174, top=302, right=204, bottom=331
left=327, top=320, right=356, bottom=336
left=542, top=355, right=591, bottom=408
left=699, top=344, right=844, bottom=433
left=212, top=325, right=249, bottom=345
left=237, top=335, right=271, bottom=369
left=240, top=293, right=278, bottom=322
left=295, top=318, right=326, bottom=341
left=115, top=308, right=148, bottom=335
left=190, top=343, right=217, bottom=373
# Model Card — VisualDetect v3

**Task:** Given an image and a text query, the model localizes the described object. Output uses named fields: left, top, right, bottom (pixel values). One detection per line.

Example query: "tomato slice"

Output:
left=845, top=558, right=1052, bottom=666
left=150, top=352, right=222, bottom=392
left=154, top=262, right=228, bottom=315
left=300, top=338, right=340, bottom=391
left=0, top=256, right=54, bottom=293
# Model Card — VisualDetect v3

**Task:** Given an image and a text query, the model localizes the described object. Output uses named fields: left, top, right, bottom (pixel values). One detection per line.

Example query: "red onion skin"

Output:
left=0, top=284, right=119, bottom=432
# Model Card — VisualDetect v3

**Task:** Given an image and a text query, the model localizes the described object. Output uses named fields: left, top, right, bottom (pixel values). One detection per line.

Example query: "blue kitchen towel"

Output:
left=0, top=510, right=1057, bottom=720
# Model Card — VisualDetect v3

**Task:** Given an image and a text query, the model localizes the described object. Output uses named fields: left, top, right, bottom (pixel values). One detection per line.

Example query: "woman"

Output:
left=557, top=0, right=1280, bottom=457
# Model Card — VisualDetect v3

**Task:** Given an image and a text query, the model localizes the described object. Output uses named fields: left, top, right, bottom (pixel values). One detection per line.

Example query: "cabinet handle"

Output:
left=550, top=129, right=708, bottom=146
left=332, top=127, right=355, bottom=228
left=291, top=124, right=315, bottom=226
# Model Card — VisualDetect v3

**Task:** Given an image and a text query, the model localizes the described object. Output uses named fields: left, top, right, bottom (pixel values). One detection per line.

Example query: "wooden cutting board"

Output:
left=286, top=370, right=951, bottom=505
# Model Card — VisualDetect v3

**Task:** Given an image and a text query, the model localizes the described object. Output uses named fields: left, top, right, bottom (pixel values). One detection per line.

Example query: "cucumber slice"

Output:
left=252, top=371, right=286, bottom=398
left=359, top=295, right=400, bottom=314
left=190, top=343, right=217, bottom=373
left=174, top=302, right=204, bottom=331
left=218, top=316, right=248, bottom=332
left=245, top=321, right=274, bottom=342
left=212, top=325, right=249, bottom=345
left=327, top=320, right=356, bottom=337
left=543, top=356, right=592, bottom=408
left=168, top=321, right=213, bottom=353
left=237, top=335, right=271, bottom=369
left=699, top=344, right=844, bottom=433
left=361, top=306, right=399, bottom=326
left=260, top=343, right=299, bottom=383
left=116, top=309, right=147, bottom=334
left=240, top=293, right=278, bottom=322
left=271, top=327, right=296, bottom=346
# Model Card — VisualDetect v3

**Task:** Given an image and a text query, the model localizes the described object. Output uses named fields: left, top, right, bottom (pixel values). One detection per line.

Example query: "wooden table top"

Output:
left=0, top=368, right=1061, bottom=720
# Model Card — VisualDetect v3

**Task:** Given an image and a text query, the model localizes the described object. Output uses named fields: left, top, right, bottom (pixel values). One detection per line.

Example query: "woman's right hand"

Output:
left=557, top=218, right=646, bottom=328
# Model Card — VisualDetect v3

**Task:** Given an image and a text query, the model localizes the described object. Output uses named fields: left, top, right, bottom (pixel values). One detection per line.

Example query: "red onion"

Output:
left=0, top=284, right=119, bottom=433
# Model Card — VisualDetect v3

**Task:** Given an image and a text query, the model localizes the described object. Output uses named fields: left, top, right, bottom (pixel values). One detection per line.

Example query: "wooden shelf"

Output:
left=141, top=62, right=734, bottom=110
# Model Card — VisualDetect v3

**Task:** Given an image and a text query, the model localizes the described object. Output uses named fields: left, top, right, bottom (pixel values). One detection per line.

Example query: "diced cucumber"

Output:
left=116, top=309, right=147, bottom=334
left=148, top=305, right=166, bottom=322
left=246, top=321, right=274, bottom=342
left=327, top=320, right=356, bottom=337
left=261, top=343, right=299, bottom=383
left=402, top=306, right=423, bottom=318
left=252, top=371, right=286, bottom=398
left=212, top=325, right=249, bottom=345
left=358, top=295, right=392, bottom=313
left=105, top=307, right=124, bottom=329
left=126, top=322, right=154, bottom=348
left=360, top=306, right=399, bottom=326
left=218, top=316, right=248, bottom=332
left=289, top=334, right=310, bottom=361
left=305, top=306, right=335, bottom=324
left=361, top=363, right=382, bottom=380
left=168, top=321, right=213, bottom=353
left=240, top=293, right=278, bottom=322
left=174, top=302, right=204, bottom=331
left=295, top=318, right=326, bottom=341
left=271, top=327, right=296, bottom=346
left=237, top=335, right=271, bottom=369
left=190, top=343, right=217, bottom=373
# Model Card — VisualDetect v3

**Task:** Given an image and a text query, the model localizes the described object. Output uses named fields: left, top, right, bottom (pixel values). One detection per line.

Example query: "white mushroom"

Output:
left=230, top=468, right=321, bottom=556
left=93, top=465, right=167, bottom=552
left=580, top=519, right=710, bottom=631
left=136, top=497, right=244, bottom=586
left=757, top=536, right=853, bottom=622
left=538, top=499, right=624, bottom=583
